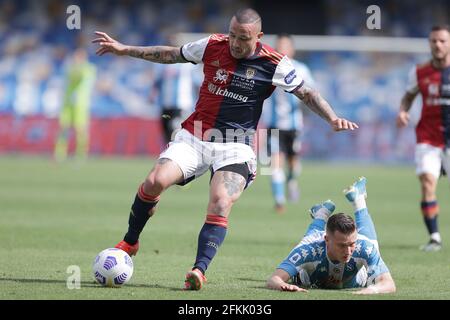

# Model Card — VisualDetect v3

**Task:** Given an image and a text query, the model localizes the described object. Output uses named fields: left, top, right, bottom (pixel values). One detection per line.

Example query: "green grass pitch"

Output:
left=0, top=155, right=449, bottom=300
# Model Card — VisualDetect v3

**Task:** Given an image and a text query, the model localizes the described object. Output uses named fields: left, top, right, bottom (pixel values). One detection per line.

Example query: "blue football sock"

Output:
left=194, top=216, right=227, bottom=274
left=124, top=184, right=159, bottom=245
left=423, top=216, right=438, bottom=235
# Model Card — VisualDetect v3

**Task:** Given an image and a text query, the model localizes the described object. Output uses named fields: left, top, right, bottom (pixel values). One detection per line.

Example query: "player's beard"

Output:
left=432, top=47, right=449, bottom=61
left=230, top=47, right=244, bottom=59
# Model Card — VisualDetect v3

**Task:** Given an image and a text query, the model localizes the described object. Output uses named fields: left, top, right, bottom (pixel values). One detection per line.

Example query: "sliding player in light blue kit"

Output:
left=267, top=177, right=396, bottom=294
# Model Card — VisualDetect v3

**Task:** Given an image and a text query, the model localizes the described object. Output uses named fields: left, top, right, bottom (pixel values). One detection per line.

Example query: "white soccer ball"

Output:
left=92, top=248, right=134, bottom=287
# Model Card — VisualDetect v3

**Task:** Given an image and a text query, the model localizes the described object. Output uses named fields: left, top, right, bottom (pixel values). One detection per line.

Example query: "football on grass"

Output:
left=92, top=248, right=134, bottom=287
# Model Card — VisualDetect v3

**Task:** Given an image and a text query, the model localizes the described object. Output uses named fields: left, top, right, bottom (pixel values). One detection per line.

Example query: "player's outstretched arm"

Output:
left=396, top=91, right=418, bottom=128
left=92, top=31, right=187, bottom=64
left=293, top=85, right=359, bottom=132
left=267, top=269, right=308, bottom=292
left=353, top=272, right=396, bottom=295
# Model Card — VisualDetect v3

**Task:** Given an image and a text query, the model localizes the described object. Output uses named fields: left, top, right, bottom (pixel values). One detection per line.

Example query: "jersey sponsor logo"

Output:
left=213, top=68, right=229, bottom=84
left=425, top=97, right=450, bottom=106
left=428, top=83, right=439, bottom=96
left=231, top=76, right=255, bottom=90
left=284, top=69, right=297, bottom=84
left=207, top=82, right=249, bottom=102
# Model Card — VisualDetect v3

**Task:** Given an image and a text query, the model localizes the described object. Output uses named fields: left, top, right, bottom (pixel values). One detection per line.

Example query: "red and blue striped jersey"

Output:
left=180, top=34, right=304, bottom=146
left=407, top=62, right=450, bottom=148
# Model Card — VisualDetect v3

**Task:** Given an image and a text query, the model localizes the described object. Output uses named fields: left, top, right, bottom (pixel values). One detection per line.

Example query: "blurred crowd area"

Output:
left=0, top=0, right=448, bottom=161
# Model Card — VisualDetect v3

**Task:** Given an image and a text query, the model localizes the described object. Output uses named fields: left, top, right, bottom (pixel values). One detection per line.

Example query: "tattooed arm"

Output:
left=293, top=85, right=359, bottom=132
left=92, top=31, right=187, bottom=64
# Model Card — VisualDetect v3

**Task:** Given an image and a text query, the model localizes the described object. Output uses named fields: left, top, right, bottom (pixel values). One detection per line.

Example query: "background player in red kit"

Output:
left=93, top=8, right=358, bottom=290
left=397, top=25, right=450, bottom=252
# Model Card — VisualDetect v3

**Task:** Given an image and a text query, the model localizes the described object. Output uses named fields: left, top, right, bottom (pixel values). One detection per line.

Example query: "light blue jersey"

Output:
left=278, top=209, right=389, bottom=289
left=262, top=60, right=314, bottom=131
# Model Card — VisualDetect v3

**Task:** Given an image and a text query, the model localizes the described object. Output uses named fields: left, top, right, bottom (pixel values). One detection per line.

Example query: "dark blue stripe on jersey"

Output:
left=441, top=67, right=450, bottom=148
left=211, top=59, right=278, bottom=144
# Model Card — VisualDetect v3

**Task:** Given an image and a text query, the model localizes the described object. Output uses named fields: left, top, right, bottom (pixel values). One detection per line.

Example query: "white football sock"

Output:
left=352, top=196, right=367, bottom=212
left=430, top=232, right=441, bottom=243
left=314, top=208, right=331, bottom=221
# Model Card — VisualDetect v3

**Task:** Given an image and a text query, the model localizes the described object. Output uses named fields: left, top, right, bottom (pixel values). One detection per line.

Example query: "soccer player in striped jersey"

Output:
left=262, top=34, right=315, bottom=213
left=397, top=25, right=450, bottom=252
left=93, top=8, right=358, bottom=290
left=267, top=177, right=396, bottom=294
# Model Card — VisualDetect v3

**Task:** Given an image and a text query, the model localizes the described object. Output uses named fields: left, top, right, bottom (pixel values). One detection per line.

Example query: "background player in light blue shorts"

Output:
left=267, top=177, right=396, bottom=294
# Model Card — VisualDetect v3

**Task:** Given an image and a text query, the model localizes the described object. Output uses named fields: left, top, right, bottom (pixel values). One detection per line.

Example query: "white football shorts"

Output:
left=415, top=143, right=450, bottom=180
left=159, top=129, right=257, bottom=186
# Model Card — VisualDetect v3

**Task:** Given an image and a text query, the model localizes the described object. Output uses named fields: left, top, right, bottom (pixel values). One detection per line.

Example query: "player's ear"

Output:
left=257, top=31, right=264, bottom=41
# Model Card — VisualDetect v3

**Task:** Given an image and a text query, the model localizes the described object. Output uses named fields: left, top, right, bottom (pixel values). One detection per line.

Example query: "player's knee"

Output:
left=420, top=175, right=436, bottom=197
left=210, top=197, right=234, bottom=215
left=143, top=173, right=166, bottom=195
left=420, top=174, right=435, bottom=186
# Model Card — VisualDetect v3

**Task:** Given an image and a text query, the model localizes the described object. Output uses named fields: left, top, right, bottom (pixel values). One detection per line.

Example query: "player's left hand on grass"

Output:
left=352, top=287, right=379, bottom=295
left=280, top=284, right=308, bottom=292
left=331, top=118, right=359, bottom=132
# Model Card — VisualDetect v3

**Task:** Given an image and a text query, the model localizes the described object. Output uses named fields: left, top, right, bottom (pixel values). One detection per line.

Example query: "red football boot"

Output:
left=115, top=240, right=139, bottom=256
left=184, top=268, right=207, bottom=290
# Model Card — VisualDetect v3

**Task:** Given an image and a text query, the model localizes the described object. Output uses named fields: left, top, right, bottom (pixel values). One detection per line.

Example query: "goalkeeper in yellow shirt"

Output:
left=54, top=48, right=96, bottom=161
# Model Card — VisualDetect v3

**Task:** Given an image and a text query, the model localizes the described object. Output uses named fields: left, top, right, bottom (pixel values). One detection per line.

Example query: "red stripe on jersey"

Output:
left=259, top=54, right=278, bottom=65
left=264, top=56, right=280, bottom=65
left=268, top=50, right=284, bottom=60
left=416, top=62, right=445, bottom=148
left=181, top=34, right=238, bottom=140
left=260, top=47, right=283, bottom=64
left=210, top=34, right=227, bottom=41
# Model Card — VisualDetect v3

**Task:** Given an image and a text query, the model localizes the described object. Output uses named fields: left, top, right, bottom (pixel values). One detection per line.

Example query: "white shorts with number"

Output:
left=159, top=129, right=257, bottom=187
left=415, top=143, right=450, bottom=180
